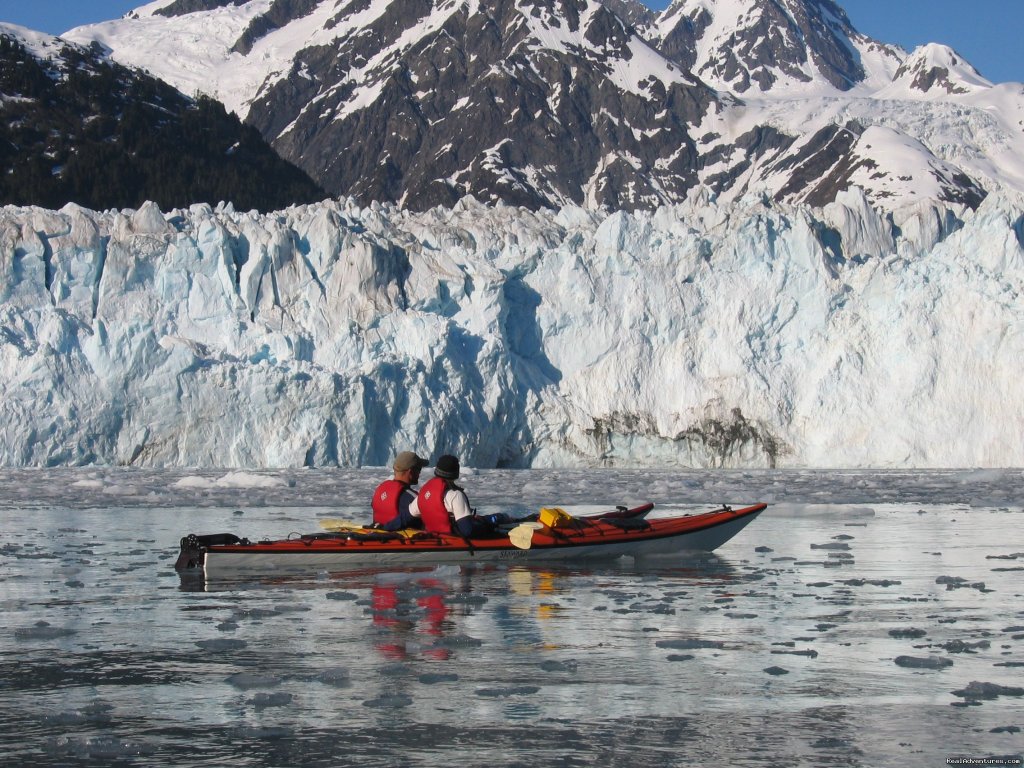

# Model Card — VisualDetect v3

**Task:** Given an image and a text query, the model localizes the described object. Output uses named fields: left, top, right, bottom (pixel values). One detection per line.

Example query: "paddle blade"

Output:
left=319, top=518, right=366, bottom=532
left=509, top=522, right=542, bottom=550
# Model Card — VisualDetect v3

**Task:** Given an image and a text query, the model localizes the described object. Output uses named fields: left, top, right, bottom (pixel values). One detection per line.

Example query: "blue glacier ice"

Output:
left=1, top=188, right=1022, bottom=468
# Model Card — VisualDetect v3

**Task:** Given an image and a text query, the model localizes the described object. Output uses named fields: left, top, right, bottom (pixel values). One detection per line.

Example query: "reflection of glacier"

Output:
left=1, top=190, right=1022, bottom=468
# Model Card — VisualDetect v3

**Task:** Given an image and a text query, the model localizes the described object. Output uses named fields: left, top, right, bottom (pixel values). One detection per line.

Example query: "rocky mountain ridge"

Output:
left=0, top=23, right=325, bottom=212
left=60, top=0, right=1024, bottom=212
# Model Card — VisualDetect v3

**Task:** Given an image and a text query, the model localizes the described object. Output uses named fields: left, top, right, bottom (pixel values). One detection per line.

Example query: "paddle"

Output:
left=509, top=522, right=544, bottom=550
left=319, top=518, right=369, bottom=532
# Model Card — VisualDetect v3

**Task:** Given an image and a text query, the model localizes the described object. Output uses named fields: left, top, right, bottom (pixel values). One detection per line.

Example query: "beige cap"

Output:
left=393, top=451, right=427, bottom=472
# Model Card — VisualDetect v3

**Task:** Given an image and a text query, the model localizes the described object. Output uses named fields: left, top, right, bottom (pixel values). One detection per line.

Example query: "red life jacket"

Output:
left=372, top=479, right=408, bottom=526
left=417, top=477, right=453, bottom=533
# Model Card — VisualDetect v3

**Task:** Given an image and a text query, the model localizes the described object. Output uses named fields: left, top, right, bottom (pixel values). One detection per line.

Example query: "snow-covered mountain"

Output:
left=1, top=191, right=1022, bottom=468
left=61, top=0, right=1024, bottom=213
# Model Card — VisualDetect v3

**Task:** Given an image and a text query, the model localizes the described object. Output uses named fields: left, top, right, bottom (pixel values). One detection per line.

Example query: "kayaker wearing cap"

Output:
left=372, top=451, right=427, bottom=531
left=411, top=454, right=504, bottom=537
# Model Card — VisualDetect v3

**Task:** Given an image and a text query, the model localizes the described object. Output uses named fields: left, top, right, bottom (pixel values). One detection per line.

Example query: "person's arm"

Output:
left=451, top=490, right=503, bottom=537
left=395, top=488, right=419, bottom=529
left=448, top=489, right=473, bottom=522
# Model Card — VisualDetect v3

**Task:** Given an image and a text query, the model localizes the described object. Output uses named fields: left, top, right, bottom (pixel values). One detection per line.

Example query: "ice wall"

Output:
left=1, top=189, right=1022, bottom=468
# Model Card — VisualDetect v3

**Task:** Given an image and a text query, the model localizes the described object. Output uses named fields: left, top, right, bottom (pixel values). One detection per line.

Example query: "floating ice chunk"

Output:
left=539, top=659, right=578, bottom=673
left=325, top=591, right=359, bottom=601
left=172, top=472, right=287, bottom=489
left=894, top=655, right=953, bottom=669
left=432, top=634, right=484, bottom=648
left=889, top=628, right=928, bottom=639
left=44, top=706, right=113, bottom=726
left=474, top=686, right=540, bottom=697
left=655, top=638, right=725, bottom=650
left=363, top=693, right=414, bottom=708
left=54, top=737, right=154, bottom=761
left=943, top=639, right=991, bottom=654
left=952, top=681, right=1024, bottom=700
left=196, top=638, right=247, bottom=651
left=838, top=579, right=902, bottom=587
left=14, top=621, right=76, bottom=640
left=226, top=672, right=282, bottom=689
left=935, top=576, right=990, bottom=592
left=215, top=472, right=288, bottom=489
left=419, top=672, right=460, bottom=684
left=251, top=692, right=293, bottom=709
left=316, top=668, right=351, bottom=687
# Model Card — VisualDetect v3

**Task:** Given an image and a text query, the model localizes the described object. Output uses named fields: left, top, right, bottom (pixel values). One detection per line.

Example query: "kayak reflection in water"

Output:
left=371, top=579, right=452, bottom=661
left=410, top=454, right=508, bottom=537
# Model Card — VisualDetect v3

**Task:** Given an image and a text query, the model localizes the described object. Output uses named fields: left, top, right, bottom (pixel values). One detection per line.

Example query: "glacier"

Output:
left=1, top=189, right=1022, bottom=469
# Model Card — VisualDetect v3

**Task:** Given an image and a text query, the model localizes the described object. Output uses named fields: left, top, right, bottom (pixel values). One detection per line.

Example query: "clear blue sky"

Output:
left=1, top=0, right=1020, bottom=83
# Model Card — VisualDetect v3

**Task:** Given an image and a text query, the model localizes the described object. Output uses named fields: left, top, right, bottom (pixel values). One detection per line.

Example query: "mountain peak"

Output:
left=654, top=0, right=900, bottom=95
left=891, top=43, right=992, bottom=96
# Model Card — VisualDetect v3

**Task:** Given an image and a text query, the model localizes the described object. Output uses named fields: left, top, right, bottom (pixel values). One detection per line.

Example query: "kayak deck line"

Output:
left=175, top=503, right=767, bottom=578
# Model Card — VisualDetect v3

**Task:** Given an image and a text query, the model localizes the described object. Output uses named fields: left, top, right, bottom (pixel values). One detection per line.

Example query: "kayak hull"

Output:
left=178, top=503, right=766, bottom=580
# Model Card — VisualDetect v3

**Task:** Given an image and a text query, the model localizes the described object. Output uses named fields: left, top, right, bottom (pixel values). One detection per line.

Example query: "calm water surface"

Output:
left=0, top=469, right=1022, bottom=766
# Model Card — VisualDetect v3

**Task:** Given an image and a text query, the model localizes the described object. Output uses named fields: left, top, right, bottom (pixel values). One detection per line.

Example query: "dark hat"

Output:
left=434, top=454, right=460, bottom=480
left=393, top=451, right=427, bottom=472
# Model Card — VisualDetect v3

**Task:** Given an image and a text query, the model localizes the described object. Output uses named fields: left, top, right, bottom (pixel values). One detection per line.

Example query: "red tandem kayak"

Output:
left=175, top=503, right=767, bottom=579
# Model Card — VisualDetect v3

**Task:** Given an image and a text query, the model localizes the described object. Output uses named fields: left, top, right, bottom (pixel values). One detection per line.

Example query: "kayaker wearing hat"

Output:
left=372, top=451, right=427, bottom=531
left=411, top=454, right=504, bottom=537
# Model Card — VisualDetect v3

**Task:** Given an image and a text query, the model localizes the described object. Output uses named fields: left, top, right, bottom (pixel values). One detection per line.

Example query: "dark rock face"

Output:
left=245, top=0, right=717, bottom=210
left=895, top=61, right=970, bottom=95
left=0, top=31, right=325, bottom=212
left=775, top=123, right=867, bottom=206
left=155, top=0, right=249, bottom=17
left=598, top=0, right=655, bottom=28
left=701, top=125, right=798, bottom=199
left=232, top=0, right=324, bottom=55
